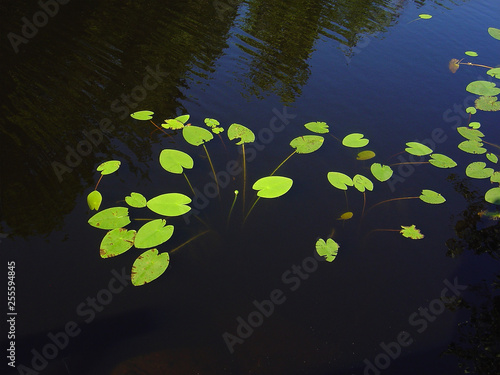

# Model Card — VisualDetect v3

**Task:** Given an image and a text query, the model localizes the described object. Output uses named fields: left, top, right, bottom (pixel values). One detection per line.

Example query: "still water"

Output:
left=1, top=0, right=499, bottom=374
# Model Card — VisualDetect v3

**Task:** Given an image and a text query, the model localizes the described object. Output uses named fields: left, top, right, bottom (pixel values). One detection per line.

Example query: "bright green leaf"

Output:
left=88, top=207, right=131, bottom=229
left=419, top=14, right=432, bottom=19
left=458, top=140, right=487, bottom=154
left=353, top=174, right=373, bottom=192
left=491, top=172, right=500, bottom=184
left=131, top=111, right=154, bottom=120
left=465, top=51, right=478, bottom=57
left=466, top=107, right=477, bottom=114
left=252, top=176, right=293, bottom=198
left=97, top=160, right=121, bottom=175
left=176, top=115, right=190, bottom=124
left=487, top=68, right=500, bottom=79
left=131, top=249, right=170, bottom=286
left=400, top=225, right=424, bottom=239
left=204, top=118, right=220, bottom=128
left=465, top=162, right=494, bottom=179
left=488, top=27, right=500, bottom=41
left=486, top=153, right=499, bottom=164
left=327, top=172, right=353, bottom=190
left=162, top=118, right=185, bottom=130
left=428, top=154, right=457, bottom=169
left=87, top=190, right=102, bottom=211
left=405, top=142, right=433, bottom=156
left=419, top=189, right=446, bottom=204
left=159, top=149, right=194, bottom=174
left=125, top=192, right=147, bottom=208
left=485, top=187, right=500, bottom=205
left=134, top=219, right=174, bottom=249
left=290, top=135, right=324, bottom=154
left=370, top=163, right=393, bottom=182
left=315, top=238, right=339, bottom=262
left=342, top=133, right=369, bottom=148
left=100, top=228, right=136, bottom=258
left=304, top=121, right=329, bottom=134
left=182, top=126, right=213, bottom=146
left=469, top=122, right=481, bottom=129
left=227, top=123, right=255, bottom=145
left=457, top=127, right=484, bottom=141
left=147, top=193, right=192, bottom=216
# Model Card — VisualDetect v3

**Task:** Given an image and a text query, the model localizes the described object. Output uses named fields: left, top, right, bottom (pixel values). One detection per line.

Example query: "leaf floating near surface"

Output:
left=400, top=225, right=424, bottom=240
left=485, top=187, right=500, bottom=205
left=491, top=172, right=500, bottom=184
left=204, top=118, right=224, bottom=134
left=131, top=249, right=170, bottom=286
left=131, top=111, right=154, bottom=120
left=97, top=160, right=121, bottom=175
left=315, top=238, right=339, bottom=262
left=370, top=163, right=393, bottom=182
left=419, top=189, right=446, bottom=204
left=134, top=219, right=174, bottom=249
left=342, top=133, right=369, bottom=148
left=466, top=107, right=477, bottom=115
left=466, top=81, right=500, bottom=96
left=159, top=149, right=194, bottom=174
left=405, top=142, right=433, bottom=156
left=469, top=122, right=481, bottom=129
left=357, top=150, right=376, bottom=160
left=465, top=162, right=494, bottom=179
left=487, top=68, right=500, bottom=79
left=458, top=140, right=487, bottom=154
left=147, top=193, right=192, bottom=216
left=87, top=190, right=102, bottom=211
left=486, top=153, right=499, bottom=164
left=100, top=228, right=136, bottom=258
left=125, top=192, right=147, bottom=208
left=428, top=154, right=457, bottom=169
left=162, top=119, right=185, bottom=130
left=465, top=51, right=478, bottom=57
left=327, top=172, right=353, bottom=190
left=419, top=14, right=432, bottom=19
left=488, top=27, right=500, bottom=41
left=457, top=127, right=484, bottom=141
left=290, top=135, right=324, bottom=154
left=304, top=121, right=329, bottom=134
left=88, top=207, right=131, bottom=230
left=227, top=123, right=255, bottom=145
left=353, top=174, right=373, bottom=192
left=475, top=96, right=500, bottom=112
left=448, top=59, right=460, bottom=74
left=182, top=126, right=214, bottom=146
left=252, top=176, right=293, bottom=198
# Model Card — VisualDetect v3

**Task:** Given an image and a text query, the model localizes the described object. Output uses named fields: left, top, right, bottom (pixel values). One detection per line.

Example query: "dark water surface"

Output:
left=1, top=0, right=500, bottom=374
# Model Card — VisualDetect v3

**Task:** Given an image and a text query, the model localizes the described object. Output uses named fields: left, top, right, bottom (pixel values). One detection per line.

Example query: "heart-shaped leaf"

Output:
left=466, top=81, right=500, bottom=96
left=457, top=127, right=484, bottom=141
left=428, top=154, right=457, bottom=169
left=290, top=135, right=324, bottom=154
left=466, top=107, right=477, bottom=115
left=458, top=140, right=486, bottom=154
left=475, top=96, right=500, bottom=112
left=465, top=162, right=494, bottom=179
left=490, top=172, right=500, bottom=184
left=342, top=133, right=369, bottom=148
left=205, top=118, right=224, bottom=134
left=88, top=207, right=131, bottom=229
left=353, top=174, right=373, bottom=192
left=469, top=122, right=481, bottom=129
left=159, top=149, right=194, bottom=174
left=100, top=228, right=136, bottom=258
left=134, top=219, right=174, bottom=249
left=357, top=150, right=376, bottom=160
left=370, top=163, right=393, bottom=182
left=227, top=123, right=255, bottom=145
left=87, top=190, right=102, bottom=211
left=315, top=238, right=339, bottom=262
left=147, top=193, right=191, bottom=216
left=485, top=187, right=500, bottom=205
left=405, top=142, right=433, bottom=156
left=97, top=160, right=121, bottom=175
left=125, top=192, right=147, bottom=208
left=131, top=249, right=170, bottom=286
left=182, top=126, right=213, bottom=146
left=487, top=68, right=500, bottom=79
left=131, top=111, right=154, bottom=120
left=252, top=176, right=293, bottom=198
left=419, top=189, right=445, bottom=204
left=304, top=121, right=329, bottom=134
left=327, top=172, right=353, bottom=190
left=400, top=225, right=424, bottom=239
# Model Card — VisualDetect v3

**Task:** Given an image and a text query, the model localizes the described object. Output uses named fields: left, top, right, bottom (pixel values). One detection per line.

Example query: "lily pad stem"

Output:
left=243, top=196, right=261, bottom=224
left=366, top=196, right=419, bottom=214
left=169, top=229, right=211, bottom=254
left=227, top=190, right=239, bottom=228
left=183, top=173, right=196, bottom=196
left=389, top=162, right=429, bottom=166
left=203, top=144, right=219, bottom=197
left=270, top=150, right=296, bottom=176
left=94, top=174, right=104, bottom=190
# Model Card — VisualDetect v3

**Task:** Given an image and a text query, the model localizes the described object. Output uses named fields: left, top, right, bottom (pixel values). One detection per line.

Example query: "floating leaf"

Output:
left=134, top=219, right=174, bottom=249
left=342, top=133, right=369, bottom=148
left=419, top=14, right=432, bottom=19
left=87, top=190, right=102, bottom=211
left=131, top=111, right=154, bottom=120
left=204, top=118, right=220, bottom=128
left=227, top=123, right=255, bottom=145
left=327, top=172, right=354, bottom=190
left=485, top=187, right=500, bottom=205
left=147, top=193, right=192, bottom=216
left=466, top=107, right=477, bottom=114
left=400, top=225, right=424, bottom=240
left=315, top=238, right=339, bottom=262
left=357, top=150, right=376, bottom=160
left=405, top=142, right=433, bottom=156
left=465, top=162, right=494, bottom=179
left=419, top=189, right=445, bottom=204
left=97, top=160, right=121, bottom=175
left=159, top=149, right=194, bottom=174
left=370, top=163, right=393, bottom=182
left=491, top=172, right=500, bottom=184
left=488, top=27, right=500, bottom=41
left=162, top=118, right=185, bottom=130
left=458, top=140, right=486, bottom=154
left=304, top=121, right=329, bottom=134
left=465, top=51, right=478, bottom=57
left=428, top=154, right=457, bottom=169
left=486, top=153, right=498, bottom=164
left=353, top=174, right=373, bottom=192
left=487, top=68, right=500, bottom=79
left=457, top=127, right=484, bottom=141
left=338, top=212, right=353, bottom=220
left=100, top=228, right=136, bottom=258
left=466, top=81, right=500, bottom=96
left=475, top=96, right=500, bottom=111
left=448, top=59, right=460, bottom=73
left=469, top=121, right=481, bottom=129
left=182, top=126, right=213, bottom=146
left=252, top=176, right=293, bottom=198
left=88, top=207, right=131, bottom=229
left=131, top=249, right=170, bottom=286
left=290, top=135, right=324, bottom=154
left=125, top=192, right=147, bottom=208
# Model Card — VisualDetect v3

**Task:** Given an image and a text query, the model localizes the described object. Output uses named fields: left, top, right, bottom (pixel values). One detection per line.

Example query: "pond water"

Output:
left=1, top=0, right=500, bottom=374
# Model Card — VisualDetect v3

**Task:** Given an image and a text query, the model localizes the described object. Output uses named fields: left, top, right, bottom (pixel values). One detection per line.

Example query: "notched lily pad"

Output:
left=134, top=219, right=174, bottom=249
left=465, top=162, right=494, bottom=179
left=466, top=81, right=500, bottom=96
left=405, top=142, right=433, bottom=156
left=428, top=154, right=457, bottom=169
left=327, top=172, right=353, bottom=190
left=342, top=133, right=369, bottom=148
left=475, top=96, right=500, bottom=112
left=485, top=187, right=500, bottom=205
left=100, top=228, right=136, bottom=258
left=400, top=225, right=424, bottom=239
left=131, top=111, right=154, bottom=120
left=370, top=163, right=393, bottom=182
left=458, top=140, right=486, bottom=154
left=227, top=123, right=255, bottom=145
left=290, top=135, right=324, bottom=154
left=131, top=249, right=170, bottom=286
left=125, top=192, right=147, bottom=208
left=419, top=189, right=445, bottom=204
left=252, top=176, right=293, bottom=198
left=304, top=121, right=329, bottom=134
left=88, top=207, right=131, bottom=229
left=159, top=149, right=194, bottom=174
left=353, top=174, right=373, bottom=192
left=97, top=160, right=121, bottom=175
left=183, top=126, right=214, bottom=146
left=315, top=238, right=339, bottom=262
left=147, top=193, right=192, bottom=216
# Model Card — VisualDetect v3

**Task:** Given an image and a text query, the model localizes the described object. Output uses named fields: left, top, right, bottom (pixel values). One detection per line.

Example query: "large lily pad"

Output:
left=475, top=96, right=500, bottom=111
left=100, top=228, right=136, bottom=258
left=370, top=163, right=393, bottom=182
left=327, top=172, right=353, bottom=190
left=466, top=81, right=500, bottom=96
left=183, top=126, right=213, bottom=146
left=131, top=249, right=170, bottom=286
left=419, top=190, right=445, bottom=204
left=252, top=176, right=293, bottom=198
left=315, top=238, right=339, bottom=262
left=125, top=192, right=147, bottom=208
left=465, top=162, right=494, bottom=179
left=227, top=123, right=255, bottom=145
left=88, top=207, right=131, bottom=230
left=485, top=187, right=500, bottom=205
left=342, top=133, right=369, bottom=148
left=290, top=135, right=324, bottom=154
left=147, top=193, right=192, bottom=216
left=458, top=140, right=486, bottom=154
left=428, top=154, right=457, bottom=169
left=304, top=121, right=329, bottom=134
left=159, top=149, right=194, bottom=174
left=457, top=127, right=484, bottom=141
left=134, top=219, right=174, bottom=249
left=405, top=142, right=433, bottom=156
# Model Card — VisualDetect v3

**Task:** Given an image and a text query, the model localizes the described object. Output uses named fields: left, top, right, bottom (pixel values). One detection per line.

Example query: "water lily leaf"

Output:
left=400, top=225, right=424, bottom=239
left=131, top=249, right=170, bottom=286
left=488, top=27, right=500, bottom=41
left=469, top=121, right=481, bottom=129
left=315, top=238, right=339, bottom=262
left=485, top=187, right=500, bottom=205
left=290, top=135, right=324, bottom=154
left=465, top=162, right=494, bottom=179
left=466, top=107, right=477, bottom=114
left=327, top=172, right=353, bottom=190
left=134, top=219, right=174, bottom=249
left=100, top=228, right=136, bottom=258
left=353, top=174, right=373, bottom=192
left=475, top=96, right=500, bottom=111
left=487, top=68, right=500, bottom=79
left=466, top=81, right=500, bottom=96
left=97, top=160, right=121, bottom=175
left=370, top=163, right=393, bottom=182
left=162, top=118, right=185, bottom=130
left=457, top=127, right=484, bottom=141
left=227, top=123, right=255, bottom=145
left=304, top=121, right=329, bottom=134
left=147, top=193, right=192, bottom=216
left=428, top=154, right=457, bottom=169
left=405, top=142, right=433, bottom=156
left=87, top=190, right=102, bottom=211
left=338, top=212, right=353, bottom=220
left=478, top=210, right=500, bottom=220
left=176, top=114, right=190, bottom=124
left=357, top=150, right=376, bottom=160
left=458, top=140, right=486, bottom=154
left=419, top=14, right=432, bottom=19
left=448, top=59, right=460, bottom=73
left=491, top=172, right=500, bottom=184
left=159, top=149, right=194, bottom=174
left=342, top=133, right=369, bottom=148
left=465, top=51, right=478, bottom=57
left=131, top=111, right=154, bottom=120
left=88, top=207, right=131, bottom=229
left=183, top=126, right=213, bottom=146
left=486, top=153, right=498, bottom=164
left=419, top=189, right=445, bottom=204
left=125, top=192, right=147, bottom=208
left=204, top=118, right=220, bottom=128
left=252, top=176, right=293, bottom=198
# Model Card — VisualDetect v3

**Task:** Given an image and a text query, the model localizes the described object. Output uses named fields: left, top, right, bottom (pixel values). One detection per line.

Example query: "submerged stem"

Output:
left=243, top=196, right=261, bottom=224
left=270, top=150, right=296, bottom=176
left=366, top=196, right=419, bottom=214
left=483, top=140, right=500, bottom=150
left=169, top=229, right=211, bottom=254
left=149, top=120, right=173, bottom=138
left=227, top=190, right=239, bottom=228
left=242, top=144, right=247, bottom=212
left=389, top=162, right=429, bottom=166
left=203, top=144, right=219, bottom=197
left=183, top=173, right=196, bottom=196
left=94, top=174, right=104, bottom=190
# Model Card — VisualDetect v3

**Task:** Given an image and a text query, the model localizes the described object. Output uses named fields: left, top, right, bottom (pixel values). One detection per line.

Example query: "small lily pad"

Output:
left=370, top=163, right=393, bottom=182
left=353, top=174, right=373, bottom=192
left=465, top=162, right=494, bottom=179
left=327, top=172, right=353, bottom=190
left=428, top=154, right=457, bottom=169
left=485, top=187, right=500, bottom=205
left=315, top=238, right=339, bottom=262
left=100, top=228, right=136, bottom=258
left=125, top=192, right=147, bottom=208
left=405, top=142, right=433, bottom=156
left=469, top=122, right=481, bottom=129
left=159, top=149, right=194, bottom=174
left=357, top=150, right=376, bottom=160
left=342, top=133, right=369, bottom=148
left=337, top=212, right=353, bottom=221
left=419, top=189, right=445, bottom=204
left=458, top=140, right=486, bottom=154
left=465, top=51, right=478, bottom=57
left=487, top=68, right=500, bottom=79
left=419, top=14, right=432, bottom=19
left=88, top=207, right=131, bottom=230
left=491, top=172, right=500, bottom=184
left=290, top=135, right=324, bottom=154
left=400, top=225, right=424, bottom=239
left=228, top=123, right=255, bottom=145
left=131, top=249, right=170, bottom=286
left=97, top=160, right=121, bottom=175
left=87, top=190, right=102, bottom=211
left=147, top=193, right=192, bottom=216
left=252, top=176, right=293, bottom=198
left=466, top=107, right=477, bottom=115
left=134, top=219, right=174, bottom=249
left=304, top=121, right=329, bottom=134
left=486, top=153, right=499, bottom=164
left=162, top=118, right=185, bottom=130
left=131, top=111, right=154, bottom=120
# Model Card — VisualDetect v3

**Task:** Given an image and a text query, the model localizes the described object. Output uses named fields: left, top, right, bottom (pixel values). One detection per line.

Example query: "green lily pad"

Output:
left=125, top=192, right=147, bottom=208
left=252, top=176, right=293, bottom=198
left=400, top=225, right=424, bottom=239
left=205, top=118, right=224, bottom=134
left=134, top=219, right=174, bottom=249
left=475, top=96, right=500, bottom=111
left=357, top=150, right=376, bottom=160
left=465, top=162, right=494, bottom=179
left=465, top=51, right=478, bottom=57
left=315, top=238, right=339, bottom=262
left=486, top=153, right=498, bottom=164
left=159, top=149, right=194, bottom=174
left=131, top=111, right=154, bottom=120
left=353, top=174, right=373, bottom=192
left=327, top=172, right=354, bottom=190
left=405, top=142, right=433, bottom=156
left=490, top=172, right=500, bottom=184
left=304, top=121, right=329, bottom=134
left=485, top=187, right=500, bottom=205
left=290, top=135, right=324, bottom=154
left=370, top=163, right=393, bottom=182
left=457, top=127, right=484, bottom=141
left=466, top=81, right=500, bottom=96
left=428, top=154, right=457, bottom=169
left=162, top=118, right=185, bottom=130
left=488, top=27, right=500, bottom=41
left=342, top=133, right=369, bottom=148
left=466, top=107, right=477, bottom=114
left=100, top=228, right=136, bottom=258
left=88, top=207, right=131, bottom=230
left=227, top=123, right=255, bottom=145
left=131, top=249, right=170, bottom=286
left=419, top=189, right=446, bottom=204
left=419, top=14, right=432, bottom=19
left=97, top=160, right=121, bottom=175
left=487, top=68, right=500, bottom=79
left=183, top=126, right=213, bottom=146
left=147, top=193, right=192, bottom=216
left=469, top=122, right=481, bottom=129
left=458, top=140, right=487, bottom=154
left=87, top=190, right=102, bottom=211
